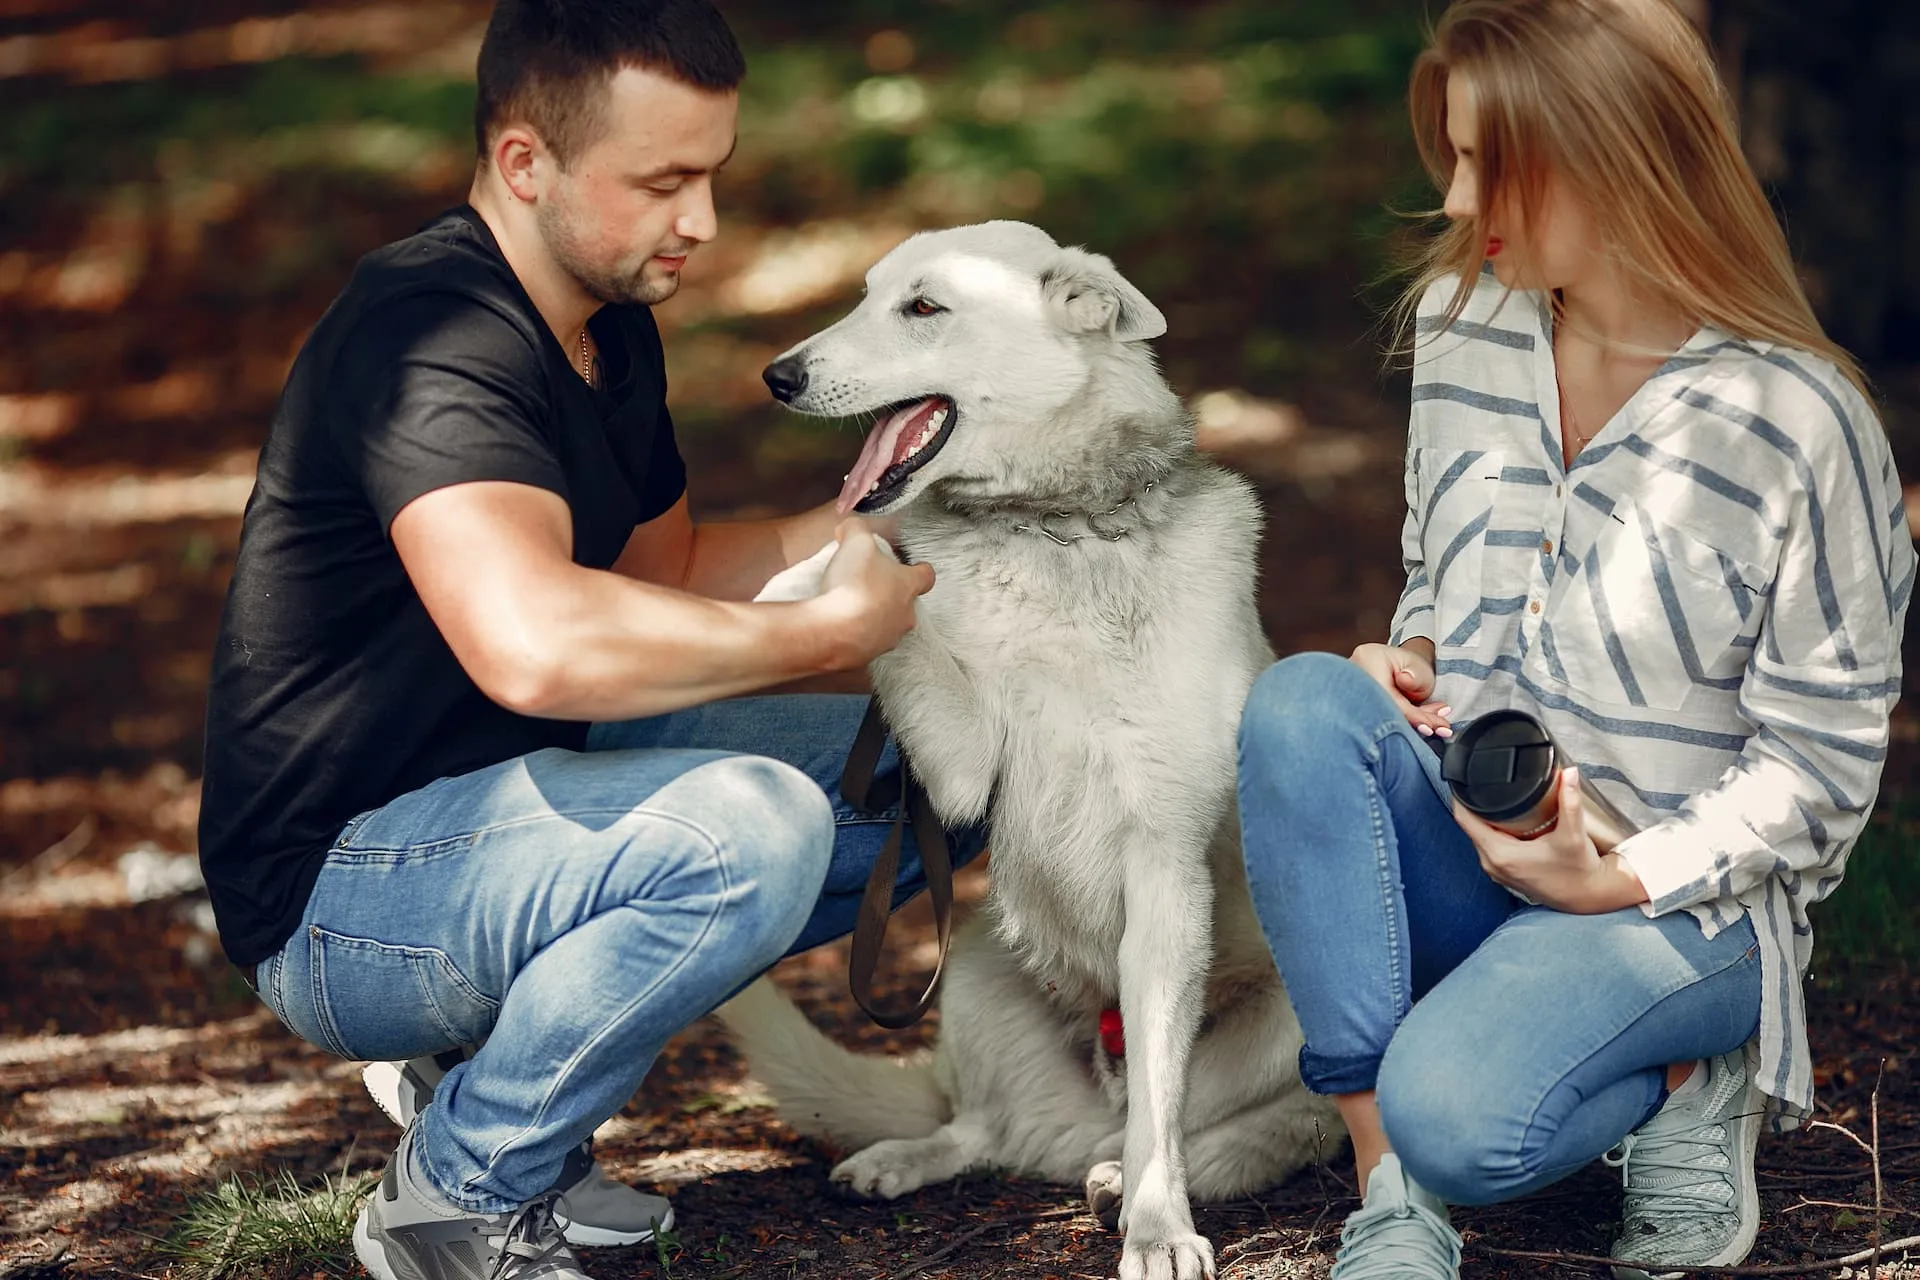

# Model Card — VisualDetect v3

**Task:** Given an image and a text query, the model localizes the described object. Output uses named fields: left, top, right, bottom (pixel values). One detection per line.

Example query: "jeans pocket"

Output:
left=308, top=926, right=499, bottom=1061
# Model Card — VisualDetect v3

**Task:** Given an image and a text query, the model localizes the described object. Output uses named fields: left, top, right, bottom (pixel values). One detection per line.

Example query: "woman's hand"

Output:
left=1452, top=767, right=1651, bottom=913
left=1349, top=640, right=1453, bottom=738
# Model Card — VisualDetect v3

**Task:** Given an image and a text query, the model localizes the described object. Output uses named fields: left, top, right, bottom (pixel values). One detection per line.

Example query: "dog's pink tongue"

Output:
left=834, top=397, right=942, bottom=514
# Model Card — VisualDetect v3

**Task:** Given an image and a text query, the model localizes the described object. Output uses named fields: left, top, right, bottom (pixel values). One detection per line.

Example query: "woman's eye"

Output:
left=909, top=298, right=943, bottom=317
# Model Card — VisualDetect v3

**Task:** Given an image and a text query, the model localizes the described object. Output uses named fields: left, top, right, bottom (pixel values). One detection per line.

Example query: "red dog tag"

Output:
left=1099, top=1008, right=1125, bottom=1058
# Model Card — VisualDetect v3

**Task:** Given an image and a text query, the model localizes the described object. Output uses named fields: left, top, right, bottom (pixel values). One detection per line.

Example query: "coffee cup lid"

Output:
left=1441, top=709, right=1557, bottom=822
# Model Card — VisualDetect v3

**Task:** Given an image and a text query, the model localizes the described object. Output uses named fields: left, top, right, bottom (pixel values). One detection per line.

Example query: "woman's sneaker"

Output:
left=1606, top=1048, right=1761, bottom=1280
left=354, top=1124, right=589, bottom=1280
left=1330, top=1153, right=1462, bottom=1280
left=364, top=1055, right=674, bottom=1248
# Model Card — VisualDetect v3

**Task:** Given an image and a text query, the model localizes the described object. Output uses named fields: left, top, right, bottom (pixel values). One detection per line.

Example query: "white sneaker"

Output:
left=1330, top=1154, right=1462, bottom=1280
left=355, top=1123, right=589, bottom=1280
left=363, top=1055, right=673, bottom=1248
left=1606, top=1047, right=1761, bottom=1279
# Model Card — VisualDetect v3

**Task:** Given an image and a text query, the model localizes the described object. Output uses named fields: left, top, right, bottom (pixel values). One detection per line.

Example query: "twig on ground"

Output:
left=0, top=1246, right=71, bottom=1280
left=1468, top=1234, right=1920, bottom=1275
left=1807, top=1120, right=1878, bottom=1159
left=885, top=1222, right=999, bottom=1280
left=1, top=818, right=97, bottom=889
left=1812, top=1074, right=1892, bottom=1277
left=1873, top=1061, right=1885, bottom=1279
left=885, top=1206, right=1085, bottom=1280
left=1784, top=1199, right=1920, bottom=1220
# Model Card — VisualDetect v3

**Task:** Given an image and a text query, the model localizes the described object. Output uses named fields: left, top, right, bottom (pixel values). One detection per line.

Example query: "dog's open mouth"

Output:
left=836, top=395, right=956, bottom=514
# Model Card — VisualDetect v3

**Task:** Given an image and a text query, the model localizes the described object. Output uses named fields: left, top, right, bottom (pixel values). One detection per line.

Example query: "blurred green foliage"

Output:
left=1810, top=800, right=1920, bottom=980
left=0, top=59, right=474, bottom=198
left=0, top=0, right=1434, bottom=393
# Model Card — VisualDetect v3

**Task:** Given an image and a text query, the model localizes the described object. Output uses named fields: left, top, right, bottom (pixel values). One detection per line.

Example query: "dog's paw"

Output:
left=1085, top=1160, right=1124, bottom=1231
left=828, top=1143, right=935, bottom=1201
left=1118, top=1232, right=1215, bottom=1280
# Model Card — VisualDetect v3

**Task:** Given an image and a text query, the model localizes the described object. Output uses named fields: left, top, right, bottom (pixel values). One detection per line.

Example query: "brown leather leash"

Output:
left=839, top=696, right=954, bottom=1029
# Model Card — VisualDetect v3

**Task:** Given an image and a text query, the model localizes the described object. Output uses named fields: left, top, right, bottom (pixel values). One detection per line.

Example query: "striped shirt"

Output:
left=1390, top=274, right=1915, bottom=1124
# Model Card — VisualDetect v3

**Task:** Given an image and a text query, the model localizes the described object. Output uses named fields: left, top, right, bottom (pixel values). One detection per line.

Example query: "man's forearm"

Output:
left=503, top=564, right=857, bottom=720
left=684, top=501, right=843, bottom=600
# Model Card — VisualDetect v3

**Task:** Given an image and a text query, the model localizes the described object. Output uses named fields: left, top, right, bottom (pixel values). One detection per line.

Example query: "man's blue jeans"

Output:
left=254, top=694, right=985, bottom=1214
left=1235, top=653, right=1763, bottom=1206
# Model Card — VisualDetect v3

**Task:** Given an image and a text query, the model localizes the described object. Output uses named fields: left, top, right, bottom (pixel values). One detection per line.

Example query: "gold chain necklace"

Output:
left=1563, top=393, right=1597, bottom=450
left=578, top=326, right=593, bottom=386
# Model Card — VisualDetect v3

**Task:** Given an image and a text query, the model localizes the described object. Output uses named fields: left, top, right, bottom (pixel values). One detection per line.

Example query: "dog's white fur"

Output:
left=721, top=222, right=1342, bottom=1280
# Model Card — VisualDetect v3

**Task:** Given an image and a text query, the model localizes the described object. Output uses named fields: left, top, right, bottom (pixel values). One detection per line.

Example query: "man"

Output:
left=197, top=4, right=978, bottom=1277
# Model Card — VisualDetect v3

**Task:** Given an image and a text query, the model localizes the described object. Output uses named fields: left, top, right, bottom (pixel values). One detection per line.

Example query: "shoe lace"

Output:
left=1334, top=1196, right=1462, bottom=1279
left=1604, top=1106, right=1759, bottom=1219
left=485, top=1191, right=573, bottom=1280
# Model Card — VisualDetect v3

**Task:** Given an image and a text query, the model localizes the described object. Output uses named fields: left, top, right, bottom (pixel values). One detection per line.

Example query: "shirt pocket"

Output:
left=1421, top=445, right=1537, bottom=653
left=1535, top=495, right=1761, bottom=711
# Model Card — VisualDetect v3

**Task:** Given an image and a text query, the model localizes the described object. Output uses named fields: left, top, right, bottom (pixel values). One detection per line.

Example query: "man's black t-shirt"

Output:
left=199, top=206, right=687, bottom=967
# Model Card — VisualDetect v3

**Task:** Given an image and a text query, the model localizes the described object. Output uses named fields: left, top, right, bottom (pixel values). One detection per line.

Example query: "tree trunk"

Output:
left=1709, top=0, right=1920, bottom=368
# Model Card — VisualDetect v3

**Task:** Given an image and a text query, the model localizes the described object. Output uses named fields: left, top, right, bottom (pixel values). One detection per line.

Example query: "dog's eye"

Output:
left=907, top=297, right=944, bottom=317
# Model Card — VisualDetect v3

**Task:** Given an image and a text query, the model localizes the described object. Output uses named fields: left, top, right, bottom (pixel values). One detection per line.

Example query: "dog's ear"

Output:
left=1039, top=247, right=1167, bottom=342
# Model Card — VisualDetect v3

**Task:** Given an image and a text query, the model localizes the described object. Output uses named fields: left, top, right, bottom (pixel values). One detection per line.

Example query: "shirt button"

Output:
left=1542, top=539, right=1554, bottom=555
left=1529, top=600, right=1543, bottom=615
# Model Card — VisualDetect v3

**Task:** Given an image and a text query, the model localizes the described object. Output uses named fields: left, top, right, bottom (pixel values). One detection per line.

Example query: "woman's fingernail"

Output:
left=1436, top=726, right=1454, bottom=738
left=1416, top=723, right=1433, bottom=736
left=1437, top=706, right=1452, bottom=717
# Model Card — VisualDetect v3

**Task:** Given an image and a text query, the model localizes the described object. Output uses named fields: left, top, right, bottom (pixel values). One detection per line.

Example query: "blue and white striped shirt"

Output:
left=1390, top=275, right=1915, bottom=1122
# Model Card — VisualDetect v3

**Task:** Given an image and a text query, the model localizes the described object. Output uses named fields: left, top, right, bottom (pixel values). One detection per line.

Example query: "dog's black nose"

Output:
left=762, top=358, right=809, bottom=403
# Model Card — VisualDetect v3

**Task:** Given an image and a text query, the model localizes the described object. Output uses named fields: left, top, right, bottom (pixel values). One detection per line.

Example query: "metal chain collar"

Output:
left=1010, top=480, right=1158, bottom=546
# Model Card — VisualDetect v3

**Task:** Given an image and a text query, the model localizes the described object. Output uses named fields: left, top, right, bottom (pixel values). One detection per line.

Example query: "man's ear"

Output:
left=492, top=124, right=545, bottom=202
left=1039, top=246, right=1167, bottom=342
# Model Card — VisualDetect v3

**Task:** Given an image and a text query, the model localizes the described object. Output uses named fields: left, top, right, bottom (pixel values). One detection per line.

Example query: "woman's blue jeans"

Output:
left=1235, top=653, right=1762, bottom=1206
left=254, top=693, right=986, bottom=1214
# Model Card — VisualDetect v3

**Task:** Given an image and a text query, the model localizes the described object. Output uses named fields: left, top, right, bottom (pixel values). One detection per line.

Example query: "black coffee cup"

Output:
left=1440, top=709, right=1633, bottom=849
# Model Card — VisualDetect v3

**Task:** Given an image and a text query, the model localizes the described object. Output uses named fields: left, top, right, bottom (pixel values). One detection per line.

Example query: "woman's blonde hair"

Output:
left=1397, top=0, right=1869, bottom=397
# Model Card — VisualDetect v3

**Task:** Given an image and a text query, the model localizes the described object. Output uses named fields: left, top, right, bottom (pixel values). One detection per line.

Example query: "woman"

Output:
left=1236, top=1, right=1913, bottom=1276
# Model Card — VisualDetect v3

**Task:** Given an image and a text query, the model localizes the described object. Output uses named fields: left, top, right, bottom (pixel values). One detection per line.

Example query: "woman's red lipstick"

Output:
left=1486, top=237, right=1504, bottom=256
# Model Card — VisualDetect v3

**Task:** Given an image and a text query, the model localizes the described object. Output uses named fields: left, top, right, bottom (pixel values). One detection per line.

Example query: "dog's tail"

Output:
left=715, top=978, right=950, bottom=1149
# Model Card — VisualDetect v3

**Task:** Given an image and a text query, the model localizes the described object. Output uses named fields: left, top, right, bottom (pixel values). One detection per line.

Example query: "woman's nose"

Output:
left=1443, top=161, right=1478, bottom=222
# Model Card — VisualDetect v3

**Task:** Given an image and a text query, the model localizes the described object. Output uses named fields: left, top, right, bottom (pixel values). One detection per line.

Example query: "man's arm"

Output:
left=613, top=495, right=845, bottom=598
left=392, top=481, right=927, bottom=721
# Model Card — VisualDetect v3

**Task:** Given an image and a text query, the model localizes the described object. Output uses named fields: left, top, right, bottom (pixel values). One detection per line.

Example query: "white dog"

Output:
left=722, top=222, right=1341, bottom=1280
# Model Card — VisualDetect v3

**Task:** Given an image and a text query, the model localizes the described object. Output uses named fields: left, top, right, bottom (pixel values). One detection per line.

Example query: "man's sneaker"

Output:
left=1330, top=1153, right=1462, bottom=1280
left=353, top=1123, right=588, bottom=1280
left=1605, top=1047, right=1761, bottom=1280
left=364, top=1055, right=674, bottom=1248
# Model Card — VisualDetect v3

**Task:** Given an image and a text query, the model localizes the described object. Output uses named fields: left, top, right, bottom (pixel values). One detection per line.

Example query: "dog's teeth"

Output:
left=929, top=407, right=948, bottom=429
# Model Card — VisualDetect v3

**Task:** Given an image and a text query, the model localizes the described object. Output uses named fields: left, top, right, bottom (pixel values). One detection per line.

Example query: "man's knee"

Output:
left=684, top=754, right=834, bottom=947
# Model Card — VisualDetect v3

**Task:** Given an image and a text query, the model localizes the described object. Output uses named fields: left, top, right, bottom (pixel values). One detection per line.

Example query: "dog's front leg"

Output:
left=1114, top=854, right=1216, bottom=1280
left=870, top=628, right=997, bottom=825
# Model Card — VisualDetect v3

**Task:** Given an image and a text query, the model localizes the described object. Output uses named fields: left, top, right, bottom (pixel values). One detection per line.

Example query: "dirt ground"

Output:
left=3, top=856, right=1919, bottom=1280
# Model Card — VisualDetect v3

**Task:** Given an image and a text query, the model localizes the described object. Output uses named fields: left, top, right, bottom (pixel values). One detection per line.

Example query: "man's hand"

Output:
left=808, top=518, right=935, bottom=668
left=1452, top=767, right=1650, bottom=913
left=1350, top=640, right=1452, bottom=738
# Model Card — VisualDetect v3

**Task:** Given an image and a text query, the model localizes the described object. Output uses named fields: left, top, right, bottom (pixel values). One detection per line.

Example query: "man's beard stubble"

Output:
left=537, top=199, right=682, bottom=308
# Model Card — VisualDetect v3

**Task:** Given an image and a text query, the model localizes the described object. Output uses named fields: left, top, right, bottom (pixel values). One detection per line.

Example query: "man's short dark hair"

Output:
left=475, top=0, right=746, bottom=166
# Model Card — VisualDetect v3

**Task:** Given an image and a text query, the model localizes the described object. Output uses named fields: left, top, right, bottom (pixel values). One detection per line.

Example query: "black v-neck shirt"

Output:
left=198, top=206, right=686, bottom=966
